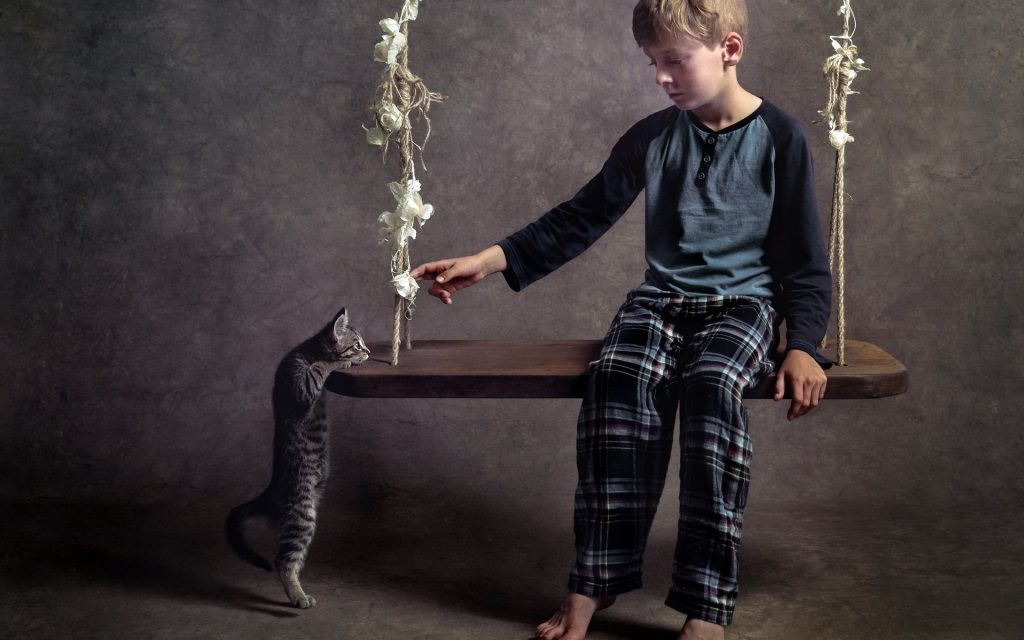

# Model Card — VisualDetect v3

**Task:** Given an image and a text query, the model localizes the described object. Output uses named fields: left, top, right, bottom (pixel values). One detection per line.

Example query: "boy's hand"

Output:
left=774, top=349, right=827, bottom=421
left=410, top=245, right=507, bottom=305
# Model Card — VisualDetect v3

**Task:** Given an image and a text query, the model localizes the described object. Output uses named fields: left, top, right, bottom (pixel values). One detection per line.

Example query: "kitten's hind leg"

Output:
left=275, top=503, right=319, bottom=608
left=278, top=564, right=316, bottom=609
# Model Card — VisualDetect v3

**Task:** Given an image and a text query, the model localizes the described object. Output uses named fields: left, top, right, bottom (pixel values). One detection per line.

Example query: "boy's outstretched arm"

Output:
left=410, top=244, right=507, bottom=305
left=774, top=349, right=828, bottom=421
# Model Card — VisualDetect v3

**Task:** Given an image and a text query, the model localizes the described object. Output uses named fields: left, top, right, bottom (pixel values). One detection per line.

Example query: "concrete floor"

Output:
left=1, top=498, right=1021, bottom=640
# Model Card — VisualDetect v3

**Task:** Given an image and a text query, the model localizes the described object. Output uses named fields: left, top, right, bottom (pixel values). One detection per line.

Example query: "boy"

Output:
left=410, top=1, right=830, bottom=638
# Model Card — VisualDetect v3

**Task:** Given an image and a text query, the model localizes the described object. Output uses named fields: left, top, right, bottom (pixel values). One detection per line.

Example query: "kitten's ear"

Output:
left=332, top=307, right=349, bottom=339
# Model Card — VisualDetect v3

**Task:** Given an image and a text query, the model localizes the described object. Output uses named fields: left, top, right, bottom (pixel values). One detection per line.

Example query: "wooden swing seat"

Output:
left=326, top=339, right=907, bottom=399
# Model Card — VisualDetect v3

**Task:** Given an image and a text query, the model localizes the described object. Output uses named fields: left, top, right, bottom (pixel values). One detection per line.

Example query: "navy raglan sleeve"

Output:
left=495, top=112, right=665, bottom=292
left=762, top=107, right=833, bottom=367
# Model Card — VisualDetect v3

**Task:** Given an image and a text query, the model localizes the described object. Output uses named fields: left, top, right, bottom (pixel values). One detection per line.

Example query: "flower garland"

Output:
left=818, top=0, right=868, bottom=366
left=363, top=0, right=444, bottom=364
left=820, top=1, right=868, bottom=152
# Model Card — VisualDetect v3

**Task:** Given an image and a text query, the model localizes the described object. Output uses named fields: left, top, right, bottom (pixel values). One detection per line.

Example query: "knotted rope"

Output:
left=819, top=0, right=868, bottom=366
left=364, top=0, right=444, bottom=365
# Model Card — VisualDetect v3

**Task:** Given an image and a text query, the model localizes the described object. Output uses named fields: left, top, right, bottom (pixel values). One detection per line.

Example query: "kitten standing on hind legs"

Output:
left=226, top=306, right=370, bottom=608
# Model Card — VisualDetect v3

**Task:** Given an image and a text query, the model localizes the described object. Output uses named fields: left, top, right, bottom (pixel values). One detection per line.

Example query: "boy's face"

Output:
left=643, top=33, right=730, bottom=112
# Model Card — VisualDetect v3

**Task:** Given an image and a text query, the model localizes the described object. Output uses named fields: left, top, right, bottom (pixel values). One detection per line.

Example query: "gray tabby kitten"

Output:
left=226, top=307, right=369, bottom=608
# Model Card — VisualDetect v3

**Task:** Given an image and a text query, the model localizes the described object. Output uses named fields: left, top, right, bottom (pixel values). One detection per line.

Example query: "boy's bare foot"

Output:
left=677, top=617, right=726, bottom=640
left=535, top=593, right=616, bottom=640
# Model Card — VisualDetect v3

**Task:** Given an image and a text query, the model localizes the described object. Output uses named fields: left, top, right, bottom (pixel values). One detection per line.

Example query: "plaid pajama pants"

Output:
left=567, top=282, right=777, bottom=626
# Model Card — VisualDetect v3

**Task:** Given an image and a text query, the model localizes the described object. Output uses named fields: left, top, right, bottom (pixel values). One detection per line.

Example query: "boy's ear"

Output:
left=721, top=32, right=744, bottom=66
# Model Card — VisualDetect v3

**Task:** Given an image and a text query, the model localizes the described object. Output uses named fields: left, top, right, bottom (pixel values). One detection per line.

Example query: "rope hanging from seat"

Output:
left=819, top=0, right=869, bottom=366
left=363, top=0, right=444, bottom=365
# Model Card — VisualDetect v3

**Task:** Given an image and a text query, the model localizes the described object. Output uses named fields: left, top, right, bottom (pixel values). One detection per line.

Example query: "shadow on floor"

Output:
left=0, top=482, right=581, bottom=626
left=5, top=494, right=1023, bottom=639
left=312, top=479, right=580, bottom=625
left=0, top=485, right=581, bottom=625
left=0, top=500, right=297, bottom=618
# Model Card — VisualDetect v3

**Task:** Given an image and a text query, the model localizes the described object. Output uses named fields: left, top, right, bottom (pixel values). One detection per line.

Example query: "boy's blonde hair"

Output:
left=632, top=0, right=748, bottom=48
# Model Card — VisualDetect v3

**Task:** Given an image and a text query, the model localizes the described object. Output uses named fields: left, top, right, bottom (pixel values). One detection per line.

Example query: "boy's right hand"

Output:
left=410, top=245, right=507, bottom=305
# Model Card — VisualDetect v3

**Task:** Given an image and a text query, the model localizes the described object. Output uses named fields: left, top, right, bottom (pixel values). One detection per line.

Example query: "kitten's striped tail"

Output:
left=225, top=495, right=273, bottom=571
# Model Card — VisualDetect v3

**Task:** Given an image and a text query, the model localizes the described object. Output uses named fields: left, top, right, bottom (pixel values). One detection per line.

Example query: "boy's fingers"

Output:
left=789, top=381, right=806, bottom=420
left=786, top=395, right=802, bottom=419
left=790, top=399, right=807, bottom=420
left=429, top=282, right=453, bottom=297
left=804, top=381, right=824, bottom=410
left=430, top=286, right=452, bottom=304
left=774, top=373, right=785, bottom=401
left=448, top=277, right=477, bottom=291
left=809, top=382, right=821, bottom=407
left=418, top=256, right=484, bottom=302
left=427, top=278, right=460, bottom=303
left=436, top=263, right=466, bottom=283
left=413, top=260, right=456, bottom=280
left=794, top=381, right=822, bottom=419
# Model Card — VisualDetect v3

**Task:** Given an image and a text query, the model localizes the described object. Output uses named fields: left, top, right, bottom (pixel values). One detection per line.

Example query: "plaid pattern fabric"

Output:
left=568, top=283, right=776, bottom=626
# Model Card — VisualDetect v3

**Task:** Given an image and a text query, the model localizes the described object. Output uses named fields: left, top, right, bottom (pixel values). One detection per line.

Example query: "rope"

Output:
left=365, top=1, right=444, bottom=366
left=389, top=18, right=413, bottom=365
left=819, top=0, right=867, bottom=366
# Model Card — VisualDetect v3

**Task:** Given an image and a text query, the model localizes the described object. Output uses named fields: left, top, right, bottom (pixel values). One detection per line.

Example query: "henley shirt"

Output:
left=497, top=100, right=832, bottom=365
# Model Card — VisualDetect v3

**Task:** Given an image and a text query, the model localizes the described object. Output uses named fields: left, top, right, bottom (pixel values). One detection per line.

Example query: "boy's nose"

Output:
left=655, top=69, right=673, bottom=86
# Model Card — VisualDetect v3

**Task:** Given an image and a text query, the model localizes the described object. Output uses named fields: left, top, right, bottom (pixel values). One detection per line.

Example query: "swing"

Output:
left=327, top=339, right=906, bottom=399
left=331, top=0, right=907, bottom=401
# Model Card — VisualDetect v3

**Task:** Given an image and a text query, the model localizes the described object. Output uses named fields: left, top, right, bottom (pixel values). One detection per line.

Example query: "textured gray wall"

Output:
left=2, top=0, right=1021, bottom=516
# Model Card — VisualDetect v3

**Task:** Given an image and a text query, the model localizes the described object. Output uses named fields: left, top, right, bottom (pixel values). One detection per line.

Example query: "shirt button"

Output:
left=703, top=155, right=712, bottom=163
left=706, top=135, right=717, bottom=145
left=697, top=172, right=706, bottom=180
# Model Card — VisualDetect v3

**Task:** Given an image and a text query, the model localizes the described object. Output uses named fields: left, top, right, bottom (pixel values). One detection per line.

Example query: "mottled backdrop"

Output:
left=2, top=0, right=1021, bottom=523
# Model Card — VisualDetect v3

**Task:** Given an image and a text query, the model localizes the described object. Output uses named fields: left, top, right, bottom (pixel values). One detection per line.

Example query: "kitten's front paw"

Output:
left=293, top=594, right=317, bottom=609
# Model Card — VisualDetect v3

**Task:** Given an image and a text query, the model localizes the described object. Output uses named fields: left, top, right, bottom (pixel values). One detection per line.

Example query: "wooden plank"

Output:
left=326, top=339, right=907, bottom=399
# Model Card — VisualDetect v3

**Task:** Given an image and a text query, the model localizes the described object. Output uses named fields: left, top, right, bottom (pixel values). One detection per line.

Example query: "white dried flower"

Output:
left=387, top=180, right=434, bottom=226
left=829, top=129, right=854, bottom=149
left=387, top=180, right=407, bottom=205
left=363, top=124, right=387, bottom=146
left=401, top=193, right=433, bottom=225
left=377, top=102, right=405, bottom=132
left=378, top=209, right=418, bottom=248
left=391, top=270, right=419, bottom=300
left=402, top=0, right=420, bottom=21
left=374, top=19, right=407, bottom=66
